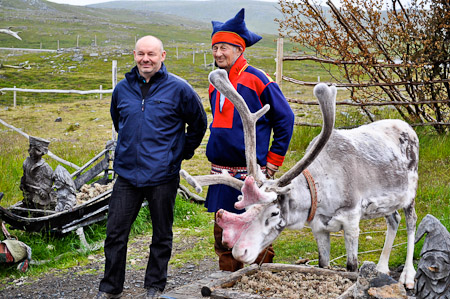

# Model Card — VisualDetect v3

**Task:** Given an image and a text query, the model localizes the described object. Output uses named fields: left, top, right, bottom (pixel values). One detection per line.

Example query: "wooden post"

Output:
left=204, top=52, right=207, bottom=68
left=112, top=60, right=117, bottom=89
left=57, top=40, right=60, bottom=50
left=192, top=50, right=195, bottom=64
left=13, top=86, right=16, bottom=108
left=176, top=46, right=179, bottom=60
left=40, top=42, right=42, bottom=49
left=77, top=35, right=79, bottom=48
left=99, top=85, right=103, bottom=100
left=94, top=35, right=97, bottom=47
left=111, top=61, right=117, bottom=141
left=276, top=38, right=284, bottom=86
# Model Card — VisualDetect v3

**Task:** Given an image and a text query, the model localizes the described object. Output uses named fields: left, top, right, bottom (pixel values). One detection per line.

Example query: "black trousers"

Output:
left=99, top=175, right=179, bottom=294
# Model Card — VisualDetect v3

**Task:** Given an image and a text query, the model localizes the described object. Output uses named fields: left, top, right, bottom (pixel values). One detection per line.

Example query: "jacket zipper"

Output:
left=141, top=98, right=145, bottom=111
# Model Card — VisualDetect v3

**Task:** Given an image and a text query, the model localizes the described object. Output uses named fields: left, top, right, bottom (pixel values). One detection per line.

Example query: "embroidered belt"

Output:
left=210, top=163, right=266, bottom=180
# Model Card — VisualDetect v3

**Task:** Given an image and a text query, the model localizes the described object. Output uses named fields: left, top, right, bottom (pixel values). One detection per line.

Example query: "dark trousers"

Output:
left=213, top=222, right=274, bottom=272
left=99, top=175, right=179, bottom=294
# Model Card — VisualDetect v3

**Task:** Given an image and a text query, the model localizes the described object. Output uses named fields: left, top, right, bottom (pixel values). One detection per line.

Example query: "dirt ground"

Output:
left=0, top=233, right=219, bottom=299
left=0, top=232, right=416, bottom=299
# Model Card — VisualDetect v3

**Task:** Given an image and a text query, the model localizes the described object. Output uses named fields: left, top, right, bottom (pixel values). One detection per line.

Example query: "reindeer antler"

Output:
left=180, top=169, right=243, bottom=193
left=274, top=83, right=336, bottom=188
left=180, top=69, right=270, bottom=192
left=209, top=70, right=270, bottom=185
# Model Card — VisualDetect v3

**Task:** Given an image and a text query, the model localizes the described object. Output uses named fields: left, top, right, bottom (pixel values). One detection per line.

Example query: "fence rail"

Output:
left=275, top=38, right=450, bottom=129
left=287, top=97, right=450, bottom=107
left=0, top=87, right=113, bottom=94
left=0, top=86, right=113, bottom=107
left=0, top=60, right=118, bottom=107
left=282, top=75, right=450, bottom=88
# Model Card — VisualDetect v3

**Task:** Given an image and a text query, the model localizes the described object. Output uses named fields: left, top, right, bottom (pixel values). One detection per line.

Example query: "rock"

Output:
left=353, top=261, right=407, bottom=299
left=368, top=283, right=407, bottom=298
left=72, top=54, right=83, bottom=62
left=55, top=117, right=62, bottom=122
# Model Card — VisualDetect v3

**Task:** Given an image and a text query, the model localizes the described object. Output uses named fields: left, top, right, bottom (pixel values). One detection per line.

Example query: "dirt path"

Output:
left=0, top=234, right=219, bottom=298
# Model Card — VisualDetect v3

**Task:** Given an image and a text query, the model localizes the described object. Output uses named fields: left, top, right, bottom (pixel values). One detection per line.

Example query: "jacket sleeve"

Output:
left=261, top=82, right=295, bottom=167
left=182, top=89, right=208, bottom=160
left=110, top=88, right=119, bottom=133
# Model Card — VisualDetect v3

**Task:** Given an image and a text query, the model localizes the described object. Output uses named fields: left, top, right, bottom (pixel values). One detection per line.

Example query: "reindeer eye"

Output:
left=271, top=211, right=279, bottom=217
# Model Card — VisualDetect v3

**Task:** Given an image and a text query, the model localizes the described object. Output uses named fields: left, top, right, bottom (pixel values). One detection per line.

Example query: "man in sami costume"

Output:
left=205, top=8, right=295, bottom=271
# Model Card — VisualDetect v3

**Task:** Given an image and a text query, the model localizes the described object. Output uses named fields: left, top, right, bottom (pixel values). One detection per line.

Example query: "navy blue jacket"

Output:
left=111, top=64, right=207, bottom=187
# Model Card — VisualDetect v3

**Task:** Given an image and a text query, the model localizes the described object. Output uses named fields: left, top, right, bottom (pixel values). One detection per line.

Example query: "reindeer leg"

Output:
left=399, top=202, right=417, bottom=289
left=313, top=230, right=331, bottom=268
left=377, top=211, right=401, bottom=274
left=343, top=222, right=360, bottom=272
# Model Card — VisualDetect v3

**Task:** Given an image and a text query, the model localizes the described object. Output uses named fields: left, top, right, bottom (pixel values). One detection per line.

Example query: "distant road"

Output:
left=0, top=47, right=57, bottom=53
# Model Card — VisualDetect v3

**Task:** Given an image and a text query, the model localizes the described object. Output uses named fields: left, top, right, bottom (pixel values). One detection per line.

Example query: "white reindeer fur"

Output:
left=231, top=119, right=419, bottom=289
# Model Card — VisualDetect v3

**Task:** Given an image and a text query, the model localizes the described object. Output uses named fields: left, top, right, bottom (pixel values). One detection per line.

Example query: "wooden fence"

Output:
left=275, top=38, right=450, bottom=128
left=0, top=61, right=118, bottom=108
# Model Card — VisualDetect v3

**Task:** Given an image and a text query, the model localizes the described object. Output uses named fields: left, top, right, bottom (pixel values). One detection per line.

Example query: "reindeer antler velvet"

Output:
left=216, top=205, right=264, bottom=248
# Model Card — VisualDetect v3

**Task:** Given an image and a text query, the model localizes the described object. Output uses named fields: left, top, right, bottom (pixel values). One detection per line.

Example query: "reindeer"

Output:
left=181, top=69, right=419, bottom=289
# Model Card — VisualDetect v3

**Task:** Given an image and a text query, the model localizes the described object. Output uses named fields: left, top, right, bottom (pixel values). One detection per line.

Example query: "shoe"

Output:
left=95, top=291, right=123, bottom=298
left=146, top=287, right=162, bottom=299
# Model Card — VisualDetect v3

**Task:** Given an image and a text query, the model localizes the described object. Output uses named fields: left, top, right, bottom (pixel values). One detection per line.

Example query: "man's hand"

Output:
left=265, top=162, right=279, bottom=179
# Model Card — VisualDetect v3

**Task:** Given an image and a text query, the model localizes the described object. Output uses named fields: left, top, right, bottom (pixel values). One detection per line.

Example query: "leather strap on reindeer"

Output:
left=302, top=169, right=317, bottom=222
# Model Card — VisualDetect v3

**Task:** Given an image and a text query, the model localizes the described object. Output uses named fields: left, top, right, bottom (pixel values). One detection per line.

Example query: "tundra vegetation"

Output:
left=0, top=0, right=449, bottom=288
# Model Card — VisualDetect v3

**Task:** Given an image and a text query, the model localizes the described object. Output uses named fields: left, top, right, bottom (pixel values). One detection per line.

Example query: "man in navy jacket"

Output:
left=97, top=35, right=207, bottom=299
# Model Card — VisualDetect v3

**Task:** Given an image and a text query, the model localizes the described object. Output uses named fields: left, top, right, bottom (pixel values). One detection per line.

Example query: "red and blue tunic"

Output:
left=205, top=55, right=295, bottom=213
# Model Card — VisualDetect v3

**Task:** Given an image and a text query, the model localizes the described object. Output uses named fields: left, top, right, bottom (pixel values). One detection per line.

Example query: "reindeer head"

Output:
left=231, top=201, right=286, bottom=263
left=180, top=69, right=336, bottom=264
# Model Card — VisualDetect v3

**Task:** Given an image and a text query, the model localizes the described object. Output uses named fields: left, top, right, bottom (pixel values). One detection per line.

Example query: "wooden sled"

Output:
left=0, top=143, right=115, bottom=235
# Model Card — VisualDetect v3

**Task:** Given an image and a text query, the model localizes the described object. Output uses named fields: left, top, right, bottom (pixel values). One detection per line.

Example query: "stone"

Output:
left=353, top=261, right=408, bottom=299
left=368, top=282, right=407, bottom=298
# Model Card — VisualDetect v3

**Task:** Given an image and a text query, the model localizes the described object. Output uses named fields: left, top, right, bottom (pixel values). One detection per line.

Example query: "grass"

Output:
left=2, top=92, right=446, bottom=278
left=0, top=0, right=449, bottom=286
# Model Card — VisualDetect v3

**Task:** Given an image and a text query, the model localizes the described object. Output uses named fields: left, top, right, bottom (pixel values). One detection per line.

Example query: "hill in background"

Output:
left=0, top=0, right=282, bottom=50
left=89, top=0, right=283, bottom=35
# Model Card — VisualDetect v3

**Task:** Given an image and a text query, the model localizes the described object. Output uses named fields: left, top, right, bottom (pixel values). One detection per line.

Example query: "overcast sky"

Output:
left=47, top=0, right=279, bottom=6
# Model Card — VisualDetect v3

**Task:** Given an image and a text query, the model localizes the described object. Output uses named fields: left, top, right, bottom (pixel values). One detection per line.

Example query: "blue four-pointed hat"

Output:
left=211, top=8, right=262, bottom=50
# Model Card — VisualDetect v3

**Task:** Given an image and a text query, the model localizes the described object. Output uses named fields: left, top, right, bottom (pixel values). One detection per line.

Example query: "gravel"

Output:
left=0, top=233, right=219, bottom=298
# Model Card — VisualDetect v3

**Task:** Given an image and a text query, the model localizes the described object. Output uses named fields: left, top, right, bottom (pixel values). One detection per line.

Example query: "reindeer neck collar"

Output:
left=302, top=169, right=318, bottom=222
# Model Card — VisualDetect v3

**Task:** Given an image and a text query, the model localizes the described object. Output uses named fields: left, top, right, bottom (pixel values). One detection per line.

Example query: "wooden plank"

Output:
left=74, top=158, right=109, bottom=190
left=10, top=206, right=57, bottom=215
left=201, top=264, right=259, bottom=297
left=70, top=148, right=110, bottom=177
left=211, top=288, right=282, bottom=299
